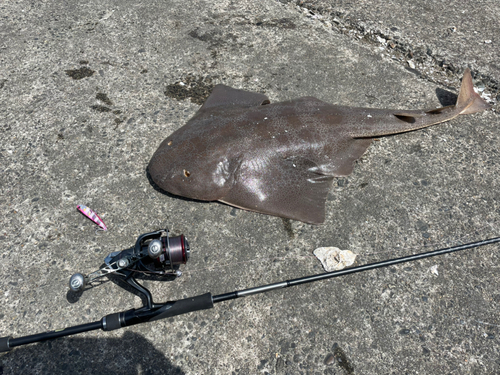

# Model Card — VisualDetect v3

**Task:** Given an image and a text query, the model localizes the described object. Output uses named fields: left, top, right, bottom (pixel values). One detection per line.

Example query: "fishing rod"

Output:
left=1, top=229, right=499, bottom=353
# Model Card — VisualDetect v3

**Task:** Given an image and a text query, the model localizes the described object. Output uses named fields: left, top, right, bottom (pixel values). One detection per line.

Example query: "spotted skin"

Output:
left=148, top=69, right=489, bottom=223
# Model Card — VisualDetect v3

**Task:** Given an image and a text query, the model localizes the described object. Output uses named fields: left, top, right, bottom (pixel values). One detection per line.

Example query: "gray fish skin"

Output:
left=149, top=69, right=490, bottom=224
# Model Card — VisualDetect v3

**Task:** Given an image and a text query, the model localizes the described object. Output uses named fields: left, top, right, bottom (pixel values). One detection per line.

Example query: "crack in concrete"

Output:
left=292, top=0, right=499, bottom=104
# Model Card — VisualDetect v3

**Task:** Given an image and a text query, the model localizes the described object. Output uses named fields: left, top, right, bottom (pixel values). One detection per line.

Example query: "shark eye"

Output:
left=183, top=169, right=191, bottom=177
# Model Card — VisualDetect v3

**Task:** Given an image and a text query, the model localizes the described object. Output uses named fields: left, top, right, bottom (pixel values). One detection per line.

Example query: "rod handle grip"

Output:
left=149, top=293, right=214, bottom=322
left=0, top=336, right=12, bottom=352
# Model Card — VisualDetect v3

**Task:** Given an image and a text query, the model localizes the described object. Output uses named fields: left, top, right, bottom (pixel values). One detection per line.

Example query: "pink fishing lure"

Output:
left=77, top=204, right=107, bottom=231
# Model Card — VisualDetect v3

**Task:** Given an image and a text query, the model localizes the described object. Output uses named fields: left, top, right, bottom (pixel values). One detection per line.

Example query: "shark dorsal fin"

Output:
left=456, top=68, right=491, bottom=114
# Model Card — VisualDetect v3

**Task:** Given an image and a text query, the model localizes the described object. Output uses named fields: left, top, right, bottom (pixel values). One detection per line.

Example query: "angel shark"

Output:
left=148, top=69, right=490, bottom=224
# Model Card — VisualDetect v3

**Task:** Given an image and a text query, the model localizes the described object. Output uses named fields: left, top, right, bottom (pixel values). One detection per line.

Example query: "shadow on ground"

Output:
left=0, top=331, right=183, bottom=375
left=146, top=167, right=212, bottom=205
left=435, top=87, right=458, bottom=107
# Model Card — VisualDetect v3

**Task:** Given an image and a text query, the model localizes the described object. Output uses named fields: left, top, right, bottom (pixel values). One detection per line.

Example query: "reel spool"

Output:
left=142, top=232, right=190, bottom=274
left=69, top=229, right=189, bottom=293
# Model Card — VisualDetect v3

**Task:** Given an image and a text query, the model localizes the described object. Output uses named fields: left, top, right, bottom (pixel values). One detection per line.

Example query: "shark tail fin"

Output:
left=456, top=68, right=491, bottom=115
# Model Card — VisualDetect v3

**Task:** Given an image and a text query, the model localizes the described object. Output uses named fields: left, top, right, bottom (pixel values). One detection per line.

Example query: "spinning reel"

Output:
left=69, top=229, right=190, bottom=308
left=2, top=229, right=500, bottom=353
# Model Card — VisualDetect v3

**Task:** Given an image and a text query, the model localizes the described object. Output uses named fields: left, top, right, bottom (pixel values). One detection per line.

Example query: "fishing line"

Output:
left=363, top=219, right=500, bottom=257
left=3, top=229, right=499, bottom=352
left=179, top=218, right=500, bottom=278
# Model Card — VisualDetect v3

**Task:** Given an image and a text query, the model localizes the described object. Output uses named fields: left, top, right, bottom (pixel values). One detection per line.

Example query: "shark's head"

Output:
left=148, top=136, right=238, bottom=201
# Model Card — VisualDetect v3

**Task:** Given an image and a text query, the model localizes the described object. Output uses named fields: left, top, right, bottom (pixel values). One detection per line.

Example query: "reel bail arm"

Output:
left=69, top=228, right=190, bottom=293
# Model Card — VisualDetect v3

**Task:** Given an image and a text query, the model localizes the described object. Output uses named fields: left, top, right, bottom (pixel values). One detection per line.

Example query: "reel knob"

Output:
left=148, top=239, right=163, bottom=258
left=69, top=273, right=86, bottom=292
left=117, top=258, right=130, bottom=268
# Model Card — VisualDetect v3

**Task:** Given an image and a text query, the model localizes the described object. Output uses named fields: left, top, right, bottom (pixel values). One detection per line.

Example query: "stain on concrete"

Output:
left=332, top=343, right=355, bottom=374
left=165, top=75, right=215, bottom=105
left=65, top=67, right=95, bottom=80
left=96, top=92, right=113, bottom=106
left=281, top=218, right=295, bottom=239
left=255, top=18, right=296, bottom=29
left=90, top=105, right=112, bottom=113
left=188, top=28, right=238, bottom=48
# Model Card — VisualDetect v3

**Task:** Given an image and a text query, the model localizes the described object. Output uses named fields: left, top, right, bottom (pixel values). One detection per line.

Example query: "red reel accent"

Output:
left=167, top=235, right=189, bottom=265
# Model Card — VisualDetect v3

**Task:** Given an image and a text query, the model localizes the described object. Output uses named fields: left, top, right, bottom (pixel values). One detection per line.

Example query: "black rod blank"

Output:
left=1, top=321, right=103, bottom=352
left=212, top=236, right=500, bottom=303
left=1, top=236, right=499, bottom=352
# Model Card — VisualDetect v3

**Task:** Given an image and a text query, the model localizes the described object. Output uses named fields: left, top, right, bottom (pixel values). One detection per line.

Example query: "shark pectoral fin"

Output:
left=391, top=111, right=428, bottom=124
left=393, top=114, right=418, bottom=123
left=220, top=156, right=334, bottom=224
left=199, top=84, right=270, bottom=111
left=457, top=68, right=491, bottom=114
left=425, top=105, right=455, bottom=115
left=393, top=112, right=425, bottom=118
left=327, top=138, right=373, bottom=176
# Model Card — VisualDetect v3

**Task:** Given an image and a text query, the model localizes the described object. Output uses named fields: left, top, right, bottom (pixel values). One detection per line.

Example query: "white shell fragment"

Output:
left=313, top=247, right=357, bottom=272
left=430, top=265, right=439, bottom=276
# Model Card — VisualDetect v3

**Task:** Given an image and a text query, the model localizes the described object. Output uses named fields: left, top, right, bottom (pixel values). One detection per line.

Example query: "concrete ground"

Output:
left=1, top=0, right=499, bottom=374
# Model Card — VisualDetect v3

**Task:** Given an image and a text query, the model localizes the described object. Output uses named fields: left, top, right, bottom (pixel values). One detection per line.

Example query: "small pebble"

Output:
left=324, top=354, right=335, bottom=365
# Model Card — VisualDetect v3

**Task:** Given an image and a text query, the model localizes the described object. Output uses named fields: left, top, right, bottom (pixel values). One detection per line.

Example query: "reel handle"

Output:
left=69, top=273, right=86, bottom=292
